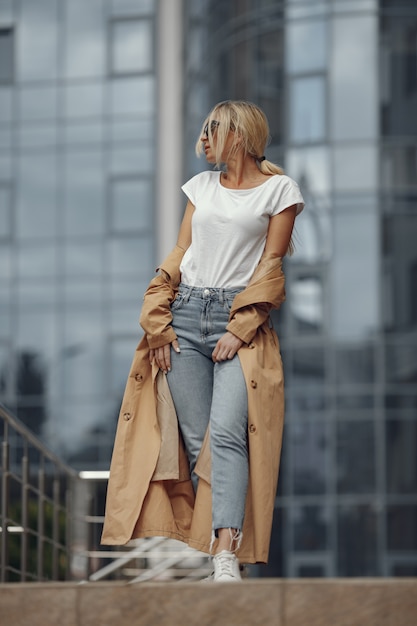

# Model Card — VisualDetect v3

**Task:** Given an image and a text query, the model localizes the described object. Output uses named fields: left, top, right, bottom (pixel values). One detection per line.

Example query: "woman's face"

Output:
left=200, top=120, right=237, bottom=164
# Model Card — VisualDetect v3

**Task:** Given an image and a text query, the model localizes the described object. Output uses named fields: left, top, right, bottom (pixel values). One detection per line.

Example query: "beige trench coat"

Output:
left=101, top=246, right=286, bottom=564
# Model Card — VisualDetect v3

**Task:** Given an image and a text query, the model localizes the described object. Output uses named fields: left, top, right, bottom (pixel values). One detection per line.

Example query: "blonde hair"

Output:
left=195, top=100, right=284, bottom=176
left=195, top=100, right=295, bottom=254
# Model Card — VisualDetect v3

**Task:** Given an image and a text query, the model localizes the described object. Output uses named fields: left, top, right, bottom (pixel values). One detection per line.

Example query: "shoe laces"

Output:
left=214, top=551, right=236, bottom=577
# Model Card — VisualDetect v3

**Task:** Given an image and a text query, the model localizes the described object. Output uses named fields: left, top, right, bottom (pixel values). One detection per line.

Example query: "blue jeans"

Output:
left=166, top=283, right=249, bottom=533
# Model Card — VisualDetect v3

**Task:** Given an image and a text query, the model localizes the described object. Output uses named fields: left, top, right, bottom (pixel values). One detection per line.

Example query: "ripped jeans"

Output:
left=166, top=283, right=249, bottom=533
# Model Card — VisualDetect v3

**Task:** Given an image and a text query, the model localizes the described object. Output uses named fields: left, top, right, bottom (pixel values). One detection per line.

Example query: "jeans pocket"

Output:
left=223, top=295, right=235, bottom=313
left=170, top=292, right=186, bottom=311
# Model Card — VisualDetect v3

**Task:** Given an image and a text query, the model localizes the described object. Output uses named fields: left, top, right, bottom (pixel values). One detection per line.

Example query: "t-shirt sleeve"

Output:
left=181, top=172, right=202, bottom=205
left=271, top=176, right=305, bottom=216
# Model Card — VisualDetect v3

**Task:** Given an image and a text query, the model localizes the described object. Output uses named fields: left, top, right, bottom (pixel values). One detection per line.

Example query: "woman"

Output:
left=101, top=101, right=304, bottom=582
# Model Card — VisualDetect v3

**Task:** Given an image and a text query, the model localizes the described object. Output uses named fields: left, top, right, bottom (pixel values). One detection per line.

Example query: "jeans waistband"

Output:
left=178, top=283, right=243, bottom=303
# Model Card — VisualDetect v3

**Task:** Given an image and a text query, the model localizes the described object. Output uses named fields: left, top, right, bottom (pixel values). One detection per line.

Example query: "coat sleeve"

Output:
left=226, top=303, right=272, bottom=344
left=226, top=254, right=286, bottom=344
left=139, top=245, right=186, bottom=349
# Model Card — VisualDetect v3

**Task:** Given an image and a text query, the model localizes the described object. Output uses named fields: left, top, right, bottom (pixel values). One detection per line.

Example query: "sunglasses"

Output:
left=203, top=120, right=220, bottom=138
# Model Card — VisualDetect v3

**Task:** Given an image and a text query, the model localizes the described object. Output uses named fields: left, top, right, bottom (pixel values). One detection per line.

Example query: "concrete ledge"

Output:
left=0, top=579, right=416, bottom=626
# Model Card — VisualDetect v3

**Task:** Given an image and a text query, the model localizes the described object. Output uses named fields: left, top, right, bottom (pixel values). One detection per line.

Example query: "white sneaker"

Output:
left=213, top=550, right=242, bottom=582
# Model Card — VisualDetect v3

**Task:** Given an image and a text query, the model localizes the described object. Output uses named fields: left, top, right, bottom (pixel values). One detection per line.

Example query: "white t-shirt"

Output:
left=180, top=170, right=304, bottom=289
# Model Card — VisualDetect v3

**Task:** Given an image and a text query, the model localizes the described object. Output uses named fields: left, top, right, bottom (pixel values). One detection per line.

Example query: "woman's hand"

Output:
left=212, top=332, right=243, bottom=362
left=149, top=339, right=180, bottom=373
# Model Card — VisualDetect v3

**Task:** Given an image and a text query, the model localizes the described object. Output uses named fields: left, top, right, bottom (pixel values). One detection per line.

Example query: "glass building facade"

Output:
left=195, top=0, right=417, bottom=577
left=0, top=0, right=158, bottom=467
left=1, top=0, right=416, bottom=578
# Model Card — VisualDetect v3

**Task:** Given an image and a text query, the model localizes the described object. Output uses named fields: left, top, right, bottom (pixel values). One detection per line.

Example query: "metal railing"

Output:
left=0, top=404, right=212, bottom=583
left=0, top=403, right=77, bottom=582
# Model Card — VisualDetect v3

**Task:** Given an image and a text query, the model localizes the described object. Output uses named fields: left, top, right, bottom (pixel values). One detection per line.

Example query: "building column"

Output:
left=156, top=0, right=184, bottom=261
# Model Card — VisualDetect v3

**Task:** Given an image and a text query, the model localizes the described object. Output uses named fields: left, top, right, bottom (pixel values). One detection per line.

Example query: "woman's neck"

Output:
left=221, top=155, right=269, bottom=189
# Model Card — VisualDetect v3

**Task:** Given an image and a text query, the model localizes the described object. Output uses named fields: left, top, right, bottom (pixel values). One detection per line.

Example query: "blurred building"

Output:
left=0, top=0, right=416, bottom=578
left=194, top=0, right=417, bottom=577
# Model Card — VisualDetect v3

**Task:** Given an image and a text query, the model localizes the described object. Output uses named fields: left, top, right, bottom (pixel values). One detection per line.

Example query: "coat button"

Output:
left=250, top=379, right=257, bottom=389
left=135, top=373, right=143, bottom=382
left=249, top=424, right=256, bottom=433
left=248, top=343, right=255, bottom=349
left=123, top=412, right=131, bottom=421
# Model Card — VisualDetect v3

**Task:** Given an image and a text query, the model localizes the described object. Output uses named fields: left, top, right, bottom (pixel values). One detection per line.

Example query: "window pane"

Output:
left=64, top=82, right=104, bottom=119
left=63, top=152, right=105, bottom=236
left=292, top=505, right=328, bottom=551
left=17, top=125, right=57, bottom=150
left=64, top=0, right=105, bottom=79
left=110, top=19, right=153, bottom=75
left=64, top=242, right=103, bottom=277
left=109, top=76, right=154, bottom=115
left=17, top=281, right=55, bottom=308
left=335, top=344, right=375, bottom=385
left=16, top=154, right=57, bottom=239
left=18, top=85, right=57, bottom=122
left=289, top=76, right=326, bottom=143
left=0, top=184, right=11, bottom=238
left=338, top=504, right=377, bottom=575
left=286, top=20, right=327, bottom=73
left=337, top=421, right=375, bottom=494
left=109, top=0, right=154, bottom=15
left=387, top=505, right=417, bottom=551
left=17, top=244, right=57, bottom=278
left=0, top=27, right=14, bottom=83
left=0, top=86, right=13, bottom=122
left=290, top=277, right=324, bottom=331
left=108, top=236, right=153, bottom=277
left=18, top=0, right=58, bottom=81
left=290, top=420, right=328, bottom=495
left=386, top=420, right=417, bottom=494
left=110, top=177, right=152, bottom=233
left=330, top=15, right=378, bottom=141
left=0, top=245, right=11, bottom=280
left=64, top=280, right=102, bottom=307
left=109, top=337, right=136, bottom=394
